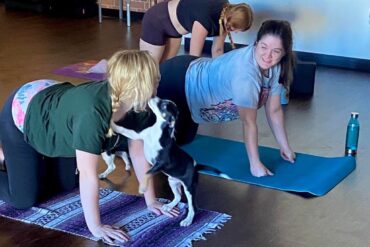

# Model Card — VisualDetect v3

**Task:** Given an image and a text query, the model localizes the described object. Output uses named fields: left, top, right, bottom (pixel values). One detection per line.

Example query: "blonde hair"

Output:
left=108, top=49, right=159, bottom=113
left=107, top=50, right=159, bottom=136
left=220, top=3, right=253, bottom=34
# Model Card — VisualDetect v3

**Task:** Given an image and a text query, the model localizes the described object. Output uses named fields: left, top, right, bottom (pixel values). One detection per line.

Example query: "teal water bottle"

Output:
left=345, top=112, right=360, bottom=156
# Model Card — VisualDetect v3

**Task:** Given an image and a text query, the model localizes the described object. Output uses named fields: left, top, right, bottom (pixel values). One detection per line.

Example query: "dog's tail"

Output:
left=195, top=164, right=231, bottom=180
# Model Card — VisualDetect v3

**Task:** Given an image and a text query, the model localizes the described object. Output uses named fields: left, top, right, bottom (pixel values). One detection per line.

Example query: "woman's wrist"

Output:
left=87, top=222, right=102, bottom=235
left=250, top=159, right=262, bottom=168
left=144, top=191, right=157, bottom=206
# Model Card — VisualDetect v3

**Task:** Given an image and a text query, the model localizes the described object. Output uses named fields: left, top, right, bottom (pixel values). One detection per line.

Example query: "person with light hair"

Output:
left=0, top=50, right=178, bottom=244
left=140, top=0, right=253, bottom=63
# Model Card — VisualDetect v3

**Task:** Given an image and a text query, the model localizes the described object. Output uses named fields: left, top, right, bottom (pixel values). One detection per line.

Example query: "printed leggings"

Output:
left=0, top=90, right=78, bottom=209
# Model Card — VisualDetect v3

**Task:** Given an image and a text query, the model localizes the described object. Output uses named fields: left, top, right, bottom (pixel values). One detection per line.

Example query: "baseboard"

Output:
left=101, top=8, right=144, bottom=20
left=184, top=38, right=370, bottom=73
left=5, top=0, right=46, bottom=13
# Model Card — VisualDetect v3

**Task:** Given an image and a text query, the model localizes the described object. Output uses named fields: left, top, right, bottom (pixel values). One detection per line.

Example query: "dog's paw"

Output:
left=180, top=217, right=193, bottom=227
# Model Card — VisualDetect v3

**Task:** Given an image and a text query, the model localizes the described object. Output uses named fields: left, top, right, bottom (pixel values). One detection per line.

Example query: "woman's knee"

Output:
left=59, top=175, right=79, bottom=191
left=11, top=195, right=38, bottom=209
left=48, top=157, right=79, bottom=191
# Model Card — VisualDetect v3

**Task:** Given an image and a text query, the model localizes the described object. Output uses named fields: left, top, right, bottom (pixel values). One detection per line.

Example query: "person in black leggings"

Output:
left=0, top=89, right=78, bottom=208
left=157, top=55, right=199, bottom=145
left=0, top=50, right=179, bottom=244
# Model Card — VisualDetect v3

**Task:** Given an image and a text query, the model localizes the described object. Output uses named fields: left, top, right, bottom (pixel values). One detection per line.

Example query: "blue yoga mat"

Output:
left=181, top=135, right=356, bottom=196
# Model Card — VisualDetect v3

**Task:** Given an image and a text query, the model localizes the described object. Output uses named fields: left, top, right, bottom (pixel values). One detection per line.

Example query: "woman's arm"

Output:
left=127, top=139, right=179, bottom=217
left=238, top=107, right=273, bottom=177
left=264, top=94, right=295, bottom=162
left=211, top=33, right=227, bottom=58
left=76, top=150, right=129, bottom=244
left=189, top=21, right=209, bottom=57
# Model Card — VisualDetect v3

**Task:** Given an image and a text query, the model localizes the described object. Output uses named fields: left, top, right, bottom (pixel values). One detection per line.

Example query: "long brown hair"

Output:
left=256, top=20, right=296, bottom=89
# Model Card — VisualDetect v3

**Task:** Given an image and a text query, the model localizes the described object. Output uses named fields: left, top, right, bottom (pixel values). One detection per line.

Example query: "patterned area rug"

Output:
left=0, top=188, right=230, bottom=246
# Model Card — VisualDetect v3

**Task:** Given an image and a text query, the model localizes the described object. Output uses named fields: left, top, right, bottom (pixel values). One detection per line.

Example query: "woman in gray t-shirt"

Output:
left=157, top=20, right=296, bottom=177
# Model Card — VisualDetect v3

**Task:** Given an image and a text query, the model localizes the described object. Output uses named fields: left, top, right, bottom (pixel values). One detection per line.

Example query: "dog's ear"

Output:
left=169, top=114, right=176, bottom=127
left=166, top=100, right=179, bottom=120
left=166, top=101, right=178, bottom=139
left=165, top=113, right=176, bottom=138
left=169, top=118, right=176, bottom=138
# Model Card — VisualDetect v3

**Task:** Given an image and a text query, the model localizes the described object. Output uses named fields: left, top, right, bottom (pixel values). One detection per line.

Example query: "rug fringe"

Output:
left=179, top=213, right=232, bottom=247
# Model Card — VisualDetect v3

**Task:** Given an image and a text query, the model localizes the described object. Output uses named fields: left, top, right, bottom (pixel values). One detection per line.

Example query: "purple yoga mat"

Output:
left=52, top=60, right=106, bottom=81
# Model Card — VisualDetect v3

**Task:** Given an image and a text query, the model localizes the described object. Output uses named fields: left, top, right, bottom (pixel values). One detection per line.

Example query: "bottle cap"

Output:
left=351, top=112, right=359, bottom=118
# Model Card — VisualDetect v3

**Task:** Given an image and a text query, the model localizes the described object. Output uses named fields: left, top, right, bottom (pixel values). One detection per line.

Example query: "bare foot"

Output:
left=250, top=163, right=273, bottom=177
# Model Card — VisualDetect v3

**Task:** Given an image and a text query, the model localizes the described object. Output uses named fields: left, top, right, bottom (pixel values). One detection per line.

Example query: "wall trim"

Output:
left=184, top=38, right=370, bottom=73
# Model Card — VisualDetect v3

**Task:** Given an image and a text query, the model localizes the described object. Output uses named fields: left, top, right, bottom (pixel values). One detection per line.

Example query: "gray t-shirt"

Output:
left=185, top=45, right=282, bottom=124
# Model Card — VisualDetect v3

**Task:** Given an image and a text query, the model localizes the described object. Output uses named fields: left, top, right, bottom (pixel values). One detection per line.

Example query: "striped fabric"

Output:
left=0, top=188, right=231, bottom=247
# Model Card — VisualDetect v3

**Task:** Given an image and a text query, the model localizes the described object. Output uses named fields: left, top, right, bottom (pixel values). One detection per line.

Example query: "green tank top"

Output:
left=24, top=80, right=112, bottom=157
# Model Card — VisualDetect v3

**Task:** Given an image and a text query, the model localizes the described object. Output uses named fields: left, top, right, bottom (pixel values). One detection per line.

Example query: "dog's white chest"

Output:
left=143, top=138, right=162, bottom=165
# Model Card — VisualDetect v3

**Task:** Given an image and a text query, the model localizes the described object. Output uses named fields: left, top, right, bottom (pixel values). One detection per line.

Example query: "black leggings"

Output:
left=157, top=55, right=199, bottom=145
left=0, top=90, right=78, bottom=209
left=141, top=1, right=181, bottom=46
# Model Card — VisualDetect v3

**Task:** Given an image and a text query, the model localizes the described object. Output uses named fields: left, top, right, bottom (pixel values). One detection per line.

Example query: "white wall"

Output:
left=226, top=0, right=370, bottom=60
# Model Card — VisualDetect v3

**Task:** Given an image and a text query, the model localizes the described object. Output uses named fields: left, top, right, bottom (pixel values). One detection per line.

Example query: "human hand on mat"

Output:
left=250, top=161, right=274, bottom=177
left=280, top=147, right=296, bottom=163
left=92, top=224, right=130, bottom=244
left=147, top=200, right=180, bottom=217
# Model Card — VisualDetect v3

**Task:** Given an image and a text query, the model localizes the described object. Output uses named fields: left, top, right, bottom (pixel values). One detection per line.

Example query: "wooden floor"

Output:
left=1, top=4, right=370, bottom=247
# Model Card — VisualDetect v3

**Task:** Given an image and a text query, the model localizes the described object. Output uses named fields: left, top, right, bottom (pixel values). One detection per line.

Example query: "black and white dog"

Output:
left=99, top=134, right=131, bottom=179
left=110, top=96, right=229, bottom=226
left=99, top=105, right=157, bottom=179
